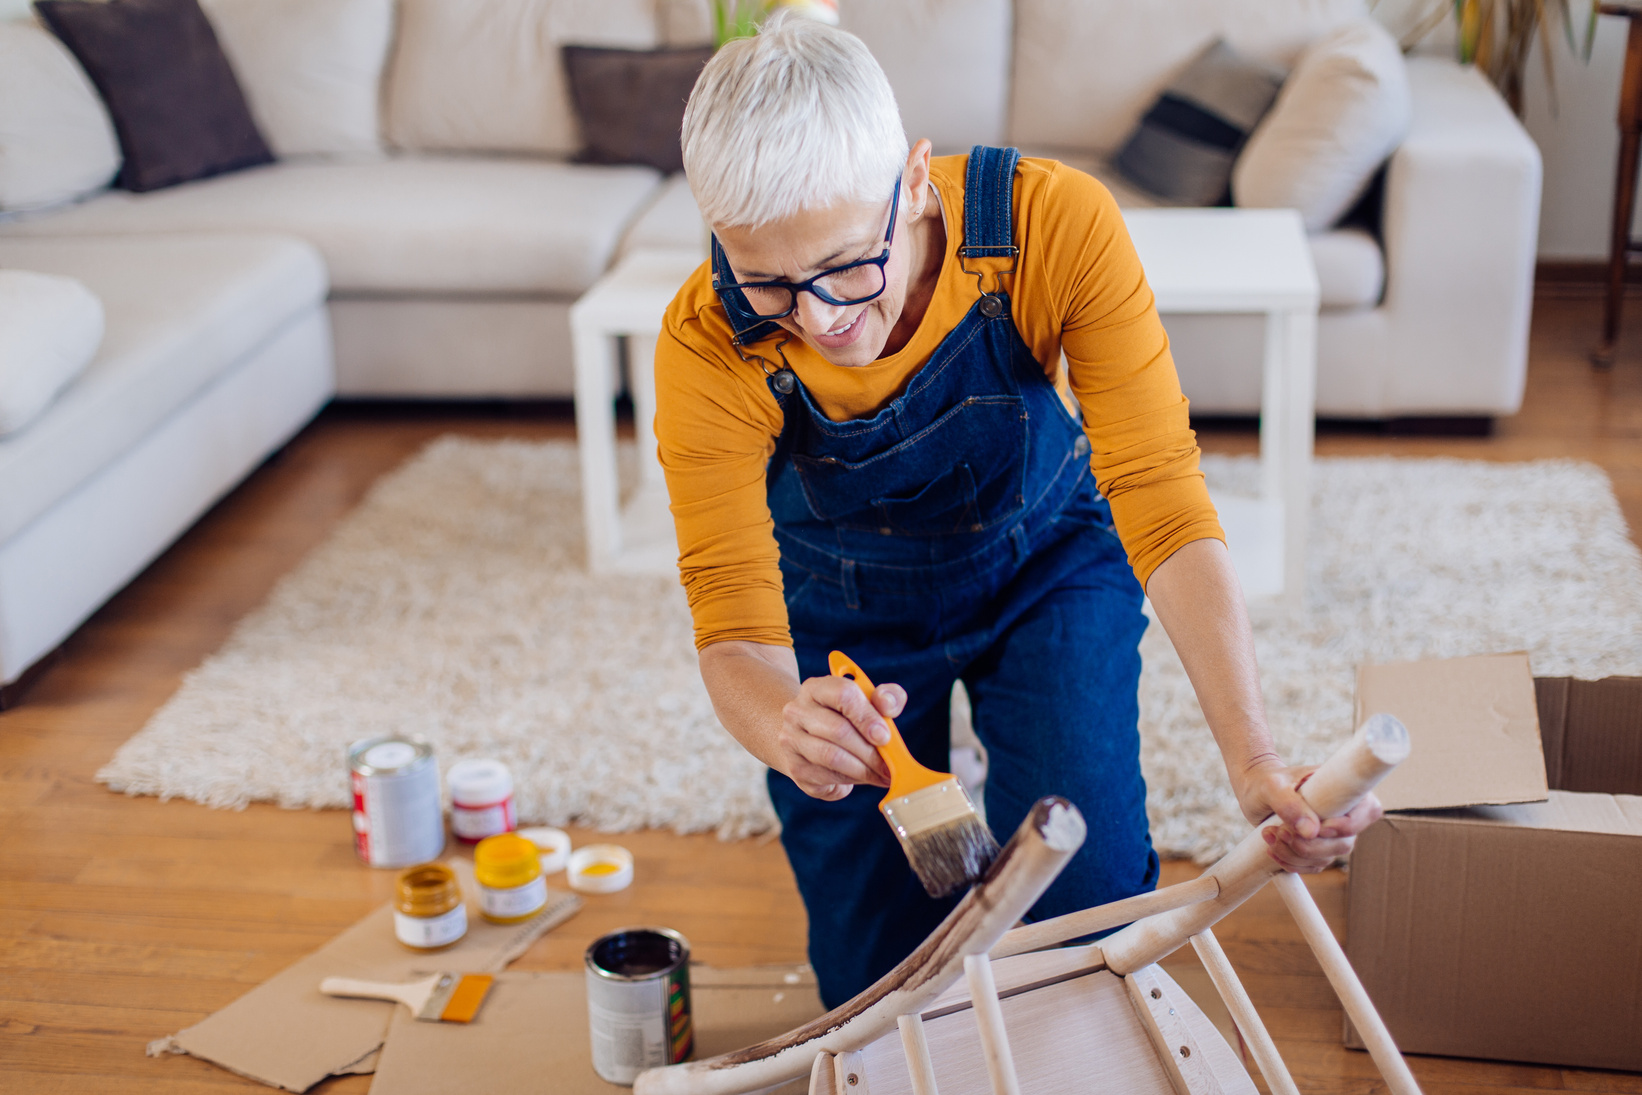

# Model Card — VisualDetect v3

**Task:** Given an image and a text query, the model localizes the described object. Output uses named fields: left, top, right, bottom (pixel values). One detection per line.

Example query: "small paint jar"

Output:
left=447, top=758, right=516, bottom=843
left=393, top=863, right=468, bottom=950
left=473, top=833, right=548, bottom=923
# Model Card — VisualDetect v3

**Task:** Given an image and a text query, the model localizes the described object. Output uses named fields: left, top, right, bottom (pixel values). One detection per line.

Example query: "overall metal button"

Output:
left=771, top=369, right=796, bottom=394
left=978, top=294, right=1003, bottom=318
left=1074, top=434, right=1090, bottom=458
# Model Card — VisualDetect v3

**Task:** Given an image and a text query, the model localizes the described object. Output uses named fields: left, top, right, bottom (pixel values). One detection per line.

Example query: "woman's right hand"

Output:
left=777, top=675, right=904, bottom=800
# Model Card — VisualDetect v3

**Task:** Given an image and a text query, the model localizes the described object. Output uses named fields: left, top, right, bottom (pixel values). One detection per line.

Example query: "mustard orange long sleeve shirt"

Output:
left=655, top=155, right=1223, bottom=651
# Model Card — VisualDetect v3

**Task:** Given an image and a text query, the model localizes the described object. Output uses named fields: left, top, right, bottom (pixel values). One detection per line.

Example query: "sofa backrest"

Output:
left=1010, top=0, right=1369, bottom=154
left=839, top=0, right=1011, bottom=155
left=385, top=0, right=662, bottom=156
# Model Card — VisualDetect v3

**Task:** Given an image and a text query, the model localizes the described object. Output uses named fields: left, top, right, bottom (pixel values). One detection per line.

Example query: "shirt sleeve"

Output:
left=1030, top=163, right=1225, bottom=586
left=654, top=293, right=792, bottom=651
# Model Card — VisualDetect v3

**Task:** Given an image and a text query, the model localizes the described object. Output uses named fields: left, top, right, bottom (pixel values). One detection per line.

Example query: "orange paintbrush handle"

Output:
left=828, top=651, right=949, bottom=799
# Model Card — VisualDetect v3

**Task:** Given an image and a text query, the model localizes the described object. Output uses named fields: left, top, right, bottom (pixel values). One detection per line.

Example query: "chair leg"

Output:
left=1190, top=929, right=1300, bottom=1095
left=897, top=1014, right=940, bottom=1095
left=963, top=955, right=1022, bottom=1095
left=1273, top=872, right=1422, bottom=1095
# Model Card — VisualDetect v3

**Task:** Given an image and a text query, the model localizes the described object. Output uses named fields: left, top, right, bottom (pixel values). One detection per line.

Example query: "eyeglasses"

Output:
left=718, top=178, right=901, bottom=320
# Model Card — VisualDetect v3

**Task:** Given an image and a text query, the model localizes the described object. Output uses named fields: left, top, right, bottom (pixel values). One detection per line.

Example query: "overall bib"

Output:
left=718, top=148, right=1158, bottom=1009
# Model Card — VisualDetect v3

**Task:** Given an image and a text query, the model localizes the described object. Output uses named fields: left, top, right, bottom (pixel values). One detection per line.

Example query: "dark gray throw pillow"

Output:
left=34, top=0, right=273, bottom=193
left=562, top=46, right=715, bottom=174
left=1114, top=40, right=1283, bottom=206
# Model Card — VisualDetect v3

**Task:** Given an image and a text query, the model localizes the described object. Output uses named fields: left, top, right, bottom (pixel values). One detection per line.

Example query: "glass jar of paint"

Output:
left=393, top=862, right=468, bottom=950
left=447, top=758, right=516, bottom=843
left=473, top=833, right=548, bottom=923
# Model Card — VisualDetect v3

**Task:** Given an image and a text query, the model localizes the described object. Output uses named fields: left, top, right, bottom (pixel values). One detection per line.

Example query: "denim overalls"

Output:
left=714, top=147, right=1159, bottom=1009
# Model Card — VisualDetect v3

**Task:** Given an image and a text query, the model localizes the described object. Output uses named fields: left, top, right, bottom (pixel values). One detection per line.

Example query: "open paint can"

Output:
left=585, top=927, right=693, bottom=1084
left=348, top=737, right=444, bottom=868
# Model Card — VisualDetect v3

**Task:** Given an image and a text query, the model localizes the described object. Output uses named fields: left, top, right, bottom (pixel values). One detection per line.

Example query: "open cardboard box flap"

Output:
left=1346, top=654, right=1642, bottom=1072
left=1355, top=652, right=1549, bottom=811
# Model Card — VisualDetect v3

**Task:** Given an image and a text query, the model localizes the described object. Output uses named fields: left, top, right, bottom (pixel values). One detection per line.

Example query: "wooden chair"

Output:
left=634, top=715, right=1420, bottom=1095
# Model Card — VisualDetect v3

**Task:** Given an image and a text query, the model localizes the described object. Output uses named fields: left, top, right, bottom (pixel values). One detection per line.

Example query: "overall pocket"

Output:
left=791, top=395, right=1028, bottom=536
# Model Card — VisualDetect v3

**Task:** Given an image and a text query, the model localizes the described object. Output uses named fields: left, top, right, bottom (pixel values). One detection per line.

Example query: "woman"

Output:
left=655, top=13, right=1379, bottom=1010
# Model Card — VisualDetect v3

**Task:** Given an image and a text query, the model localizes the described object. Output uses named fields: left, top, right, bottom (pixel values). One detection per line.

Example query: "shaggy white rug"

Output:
left=99, top=440, right=1642, bottom=859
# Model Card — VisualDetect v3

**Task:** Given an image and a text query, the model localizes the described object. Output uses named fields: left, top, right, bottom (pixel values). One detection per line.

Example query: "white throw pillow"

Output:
left=0, top=21, right=120, bottom=212
left=385, top=0, right=659, bottom=156
left=1232, top=19, right=1411, bottom=231
left=0, top=270, right=104, bottom=436
left=201, top=0, right=394, bottom=159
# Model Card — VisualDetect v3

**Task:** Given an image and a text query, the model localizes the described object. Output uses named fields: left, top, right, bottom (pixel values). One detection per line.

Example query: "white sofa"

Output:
left=0, top=0, right=1541, bottom=685
left=3, top=0, right=1541, bottom=413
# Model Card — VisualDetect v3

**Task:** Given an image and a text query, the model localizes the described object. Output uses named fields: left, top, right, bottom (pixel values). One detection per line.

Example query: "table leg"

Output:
left=1595, top=16, right=1642, bottom=368
left=572, top=323, right=623, bottom=570
left=628, top=332, right=665, bottom=490
left=1263, top=306, right=1316, bottom=611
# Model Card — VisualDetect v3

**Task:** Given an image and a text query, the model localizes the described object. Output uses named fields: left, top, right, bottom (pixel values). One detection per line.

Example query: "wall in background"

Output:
left=0, top=0, right=30, bottom=20
left=1374, top=0, right=1636, bottom=261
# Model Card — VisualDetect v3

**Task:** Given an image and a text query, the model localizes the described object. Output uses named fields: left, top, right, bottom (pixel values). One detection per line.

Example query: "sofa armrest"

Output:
left=1379, top=55, right=1542, bottom=414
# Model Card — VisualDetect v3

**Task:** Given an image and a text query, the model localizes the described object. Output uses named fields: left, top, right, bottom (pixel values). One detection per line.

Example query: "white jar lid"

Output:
left=446, top=758, right=513, bottom=805
left=517, top=826, right=572, bottom=874
left=568, top=844, right=634, bottom=894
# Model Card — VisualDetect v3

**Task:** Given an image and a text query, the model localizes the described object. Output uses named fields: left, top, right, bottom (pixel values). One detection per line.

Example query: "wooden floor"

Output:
left=3, top=294, right=1640, bottom=1094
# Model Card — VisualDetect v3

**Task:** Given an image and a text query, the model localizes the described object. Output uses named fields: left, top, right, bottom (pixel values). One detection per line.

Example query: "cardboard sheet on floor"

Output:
left=368, top=965, right=824, bottom=1095
left=147, top=860, right=580, bottom=1092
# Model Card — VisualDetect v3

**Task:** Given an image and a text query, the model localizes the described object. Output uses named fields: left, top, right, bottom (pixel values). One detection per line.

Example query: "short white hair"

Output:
left=682, top=10, right=908, bottom=229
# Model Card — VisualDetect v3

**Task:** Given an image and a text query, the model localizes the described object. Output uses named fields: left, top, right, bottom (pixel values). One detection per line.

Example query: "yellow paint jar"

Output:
left=393, top=862, right=468, bottom=950
left=474, top=833, right=548, bottom=923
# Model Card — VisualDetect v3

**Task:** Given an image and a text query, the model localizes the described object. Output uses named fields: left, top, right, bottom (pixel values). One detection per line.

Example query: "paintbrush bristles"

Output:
left=882, top=776, right=1000, bottom=898
left=903, top=815, right=1000, bottom=898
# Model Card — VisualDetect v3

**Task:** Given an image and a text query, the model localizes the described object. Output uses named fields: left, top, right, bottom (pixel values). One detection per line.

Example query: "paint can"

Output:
left=348, top=737, right=445, bottom=868
left=585, top=927, right=693, bottom=1084
left=446, top=758, right=516, bottom=842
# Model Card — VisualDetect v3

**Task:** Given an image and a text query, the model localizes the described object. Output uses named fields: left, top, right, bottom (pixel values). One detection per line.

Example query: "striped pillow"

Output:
left=1113, top=40, right=1283, bottom=206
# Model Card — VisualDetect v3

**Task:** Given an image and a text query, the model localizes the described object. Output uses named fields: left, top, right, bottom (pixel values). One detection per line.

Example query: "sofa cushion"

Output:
left=1010, top=0, right=1367, bottom=155
left=562, top=46, right=713, bottom=173
left=0, top=234, right=324, bottom=544
left=34, top=0, right=274, bottom=193
left=0, top=158, right=664, bottom=296
left=839, top=0, right=1012, bottom=154
left=1113, top=40, right=1283, bottom=206
left=0, top=270, right=104, bottom=436
left=1233, top=20, right=1411, bottom=231
left=200, top=0, right=394, bottom=159
left=385, top=0, right=659, bottom=156
left=617, top=171, right=706, bottom=258
left=0, top=21, right=120, bottom=213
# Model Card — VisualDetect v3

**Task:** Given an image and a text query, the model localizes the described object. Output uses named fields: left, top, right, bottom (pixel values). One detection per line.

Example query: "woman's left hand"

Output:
left=1233, top=756, right=1384, bottom=873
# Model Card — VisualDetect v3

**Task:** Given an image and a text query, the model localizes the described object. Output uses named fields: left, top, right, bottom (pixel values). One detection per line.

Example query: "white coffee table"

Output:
left=570, top=247, right=705, bottom=574
left=1124, top=208, right=1319, bottom=607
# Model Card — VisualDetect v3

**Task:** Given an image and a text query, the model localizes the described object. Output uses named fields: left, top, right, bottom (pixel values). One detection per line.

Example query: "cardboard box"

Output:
left=1345, top=655, right=1642, bottom=1072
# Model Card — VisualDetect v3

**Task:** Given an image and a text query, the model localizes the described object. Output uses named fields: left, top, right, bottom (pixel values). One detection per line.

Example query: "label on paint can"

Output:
left=477, top=875, right=547, bottom=920
left=585, top=928, right=693, bottom=1084
left=349, top=737, right=445, bottom=868
left=393, top=903, right=468, bottom=949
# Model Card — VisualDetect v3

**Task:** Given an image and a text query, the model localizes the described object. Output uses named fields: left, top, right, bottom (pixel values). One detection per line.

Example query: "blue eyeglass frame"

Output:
left=716, top=176, right=902, bottom=320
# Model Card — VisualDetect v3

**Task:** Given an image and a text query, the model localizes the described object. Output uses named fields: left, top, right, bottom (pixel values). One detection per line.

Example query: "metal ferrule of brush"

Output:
left=880, top=777, right=979, bottom=838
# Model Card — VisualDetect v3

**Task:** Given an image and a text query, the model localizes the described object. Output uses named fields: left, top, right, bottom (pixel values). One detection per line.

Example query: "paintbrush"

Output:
left=319, top=972, right=494, bottom=1023
left=829, top=651, right=1000, bottom=898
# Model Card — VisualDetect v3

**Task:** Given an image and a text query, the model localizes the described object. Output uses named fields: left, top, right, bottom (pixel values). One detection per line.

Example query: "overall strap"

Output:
left=959, top=145, right=1022, bottom=266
